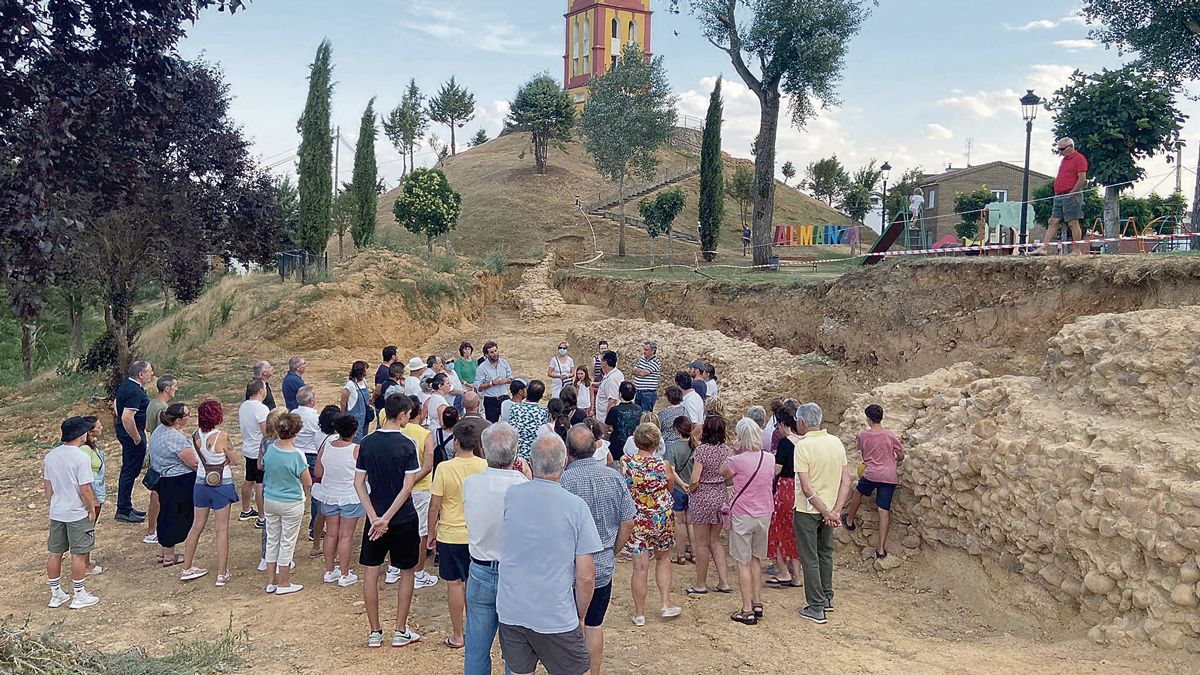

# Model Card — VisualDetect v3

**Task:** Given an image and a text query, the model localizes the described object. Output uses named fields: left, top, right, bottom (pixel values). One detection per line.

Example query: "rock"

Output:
left=875, top=554, right=902, bottom=571
left=158, top=603, right=180, bottom=617
left=1084, top=571, right=1116, bottom=595
left=1170, top=584, right=1197, bottom=608
left=901, top=534, right=921, bottom=549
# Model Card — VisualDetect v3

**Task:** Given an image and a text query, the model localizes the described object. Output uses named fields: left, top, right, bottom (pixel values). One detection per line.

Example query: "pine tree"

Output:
left=469, top=129, right=489, bottom=147
left=296, top=39, right=334, bottom=255
left=508, top=73, right=576, bottom=174
left=350, top=97, right=379, bottom=249
left=383, top=79, right=427, bottom=177
left=427, top=76, right=476, bottom=156
left=781, top=160, right=796, bottom=186
left=698, top=77, right=725, bottom=262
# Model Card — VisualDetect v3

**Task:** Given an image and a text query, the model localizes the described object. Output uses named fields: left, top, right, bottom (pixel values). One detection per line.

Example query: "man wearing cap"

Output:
left=404, top=357, right=428, bottom=404
left=45, top=416, right=101, bottom=609
left=631, top=341, right=662, bottom=413
left=475, top=341, right=514, bottom=423
left=1040, top=137, right=1089, bottom=255
left=686, top=360, right=708, bottom=400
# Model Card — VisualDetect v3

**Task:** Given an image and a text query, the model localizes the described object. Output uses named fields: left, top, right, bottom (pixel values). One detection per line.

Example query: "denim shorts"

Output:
left=193, top=482, right=239, bottom=510
left=671, top=488, right=689, bottom=513
left=321, top=501, right=365, bottom=518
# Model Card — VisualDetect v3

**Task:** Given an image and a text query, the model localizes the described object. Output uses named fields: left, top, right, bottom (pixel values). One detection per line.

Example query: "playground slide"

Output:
left=861, top=218, right=906, bottom=265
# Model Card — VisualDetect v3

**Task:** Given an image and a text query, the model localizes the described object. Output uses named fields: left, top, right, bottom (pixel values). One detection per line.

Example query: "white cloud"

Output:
left=924, top=124, right=954, bottom=141
left=397, top=3, right=559, bottom=57
left=1005, top=19, right=1057, bottom=31
left=937, top=65, right=1075, bottom=120
left=1054, top=39, right=1097, bottom=51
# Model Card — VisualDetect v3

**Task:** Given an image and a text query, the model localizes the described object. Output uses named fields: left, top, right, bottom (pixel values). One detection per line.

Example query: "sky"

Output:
left=179, top=0, right=1199, bottom=198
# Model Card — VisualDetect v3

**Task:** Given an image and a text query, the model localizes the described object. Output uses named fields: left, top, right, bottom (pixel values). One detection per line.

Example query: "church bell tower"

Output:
left=563, top=1, right=653, bottom=107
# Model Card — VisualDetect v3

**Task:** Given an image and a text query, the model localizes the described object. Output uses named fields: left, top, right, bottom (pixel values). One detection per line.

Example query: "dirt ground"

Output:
left=0, top=300, right=1192, bottom=674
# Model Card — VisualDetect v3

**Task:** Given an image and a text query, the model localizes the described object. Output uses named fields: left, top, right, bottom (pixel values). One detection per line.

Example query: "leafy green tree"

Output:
left=803, top=156, right=850, bottom=206
left=580, top=42, right=677, bottom=256
left=781, top=161, right=796, bottom=186
left=693, top=0, right=871, bottom=268
left=296, top=39, right=335, bottom=256
left=953, top=187, right=993, bottom=240
left=728, top=164, right=755, bottom=230
left=393, top=168, right=462, bottom=253
left=1048, top=66, right=1185, bottom=250
left=638, top=187, right=686, bottom=264
left=349, top=98, right=379, bottom=249
left=698, top=77, right=725, bottom=262
left=382, top=79, right=427, bottom=176
left=469, top=129, right=489, bottom=147
left=426, top=76, right=476, bottom=156
left=839, top=160, right=882, bottom=223
left=274, top=175, right=302, bottom=249
left=508, top=73, right=576, bottom=174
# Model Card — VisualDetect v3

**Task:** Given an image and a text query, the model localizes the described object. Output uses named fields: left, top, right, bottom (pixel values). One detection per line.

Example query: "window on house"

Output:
left=628, top=20, right=637, bottom=45
left=927, top=189, right=937, bottom=208
left=990, top=189, right=1008, bottom=202
left=582, top=19, right=590, bottom=72
left=612, top=18, right=618, bottom=38
left=611, top=55, right=617, bottom=68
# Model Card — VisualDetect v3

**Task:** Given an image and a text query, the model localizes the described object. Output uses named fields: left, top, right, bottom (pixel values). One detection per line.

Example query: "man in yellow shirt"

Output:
left=401, top=397, right=438, bottom=589
left=792, top=402, right=850, bottom=625
left=427, top=417, right=489, bottom=649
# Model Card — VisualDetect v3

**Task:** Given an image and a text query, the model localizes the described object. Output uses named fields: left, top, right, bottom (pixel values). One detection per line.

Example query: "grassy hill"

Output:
left=374, top=132, right=863, bottom=263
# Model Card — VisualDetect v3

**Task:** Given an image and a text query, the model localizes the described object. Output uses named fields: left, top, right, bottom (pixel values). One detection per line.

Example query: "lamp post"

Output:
left=880, top=160, right=892, bottom=234
left=1019, top=89, right=1040, bottom=248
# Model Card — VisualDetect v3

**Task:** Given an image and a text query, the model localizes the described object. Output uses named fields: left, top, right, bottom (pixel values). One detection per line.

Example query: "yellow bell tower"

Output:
left=564, top=0, right=652, bottom=107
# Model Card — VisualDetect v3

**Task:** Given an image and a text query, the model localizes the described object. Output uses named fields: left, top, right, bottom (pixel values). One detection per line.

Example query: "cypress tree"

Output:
left=350, top=97, right=379, bottom=249
left=296, top=39, right=334, bottom=255
left=698, top=77, right=725, bottom=262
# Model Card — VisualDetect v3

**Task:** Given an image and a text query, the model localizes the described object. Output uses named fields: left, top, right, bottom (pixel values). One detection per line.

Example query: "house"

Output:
left=916, top=161, right=1051, bottom=243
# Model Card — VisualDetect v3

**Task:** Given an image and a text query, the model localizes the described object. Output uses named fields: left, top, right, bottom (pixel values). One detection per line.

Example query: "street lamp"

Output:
left=1018, top=89, right=1040, bottom=247
left=880, top=160, right=892, bottom=234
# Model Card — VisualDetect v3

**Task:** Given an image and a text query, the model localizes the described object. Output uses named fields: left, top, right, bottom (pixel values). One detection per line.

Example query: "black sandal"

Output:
left=841, top=513, right=857, bottom=531
left=752, top=604, right=764, bottom=618
left=730, top=610, right=758, bottom=625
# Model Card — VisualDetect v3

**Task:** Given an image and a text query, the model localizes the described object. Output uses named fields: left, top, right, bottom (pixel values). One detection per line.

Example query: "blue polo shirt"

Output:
left=497, top=479, right=602, bottom=633
left=114, top=378, right=148, bottom=442
left=282, top=371, right=305, bottom=411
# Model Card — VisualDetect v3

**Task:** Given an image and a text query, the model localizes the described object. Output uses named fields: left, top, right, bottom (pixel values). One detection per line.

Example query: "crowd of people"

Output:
left=41, top=340, right=905, bottom=674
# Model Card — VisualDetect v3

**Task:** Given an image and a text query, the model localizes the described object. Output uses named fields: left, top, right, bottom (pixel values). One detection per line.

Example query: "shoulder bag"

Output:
left=721, top=450, right=765, bottom=530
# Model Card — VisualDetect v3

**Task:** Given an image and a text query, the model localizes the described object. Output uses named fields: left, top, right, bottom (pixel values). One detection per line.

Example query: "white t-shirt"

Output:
left=576, top=383, right=591, bottom=411
left=909, top=194, right=925, bottom=213
left=294, top=405, right=322, bottom=455
left=44, top=444, right=93, bottom=522
left=682, top=390, right=705, bottom=424
left=404, top=375, right=428, bottom=404
left=342, top=380, right=360, bottom=411
left=595, top=368, right=624, bottom=420
left=447, top=370, right=465, bottom=395
left=547, top=356, right=575, bottom=398
left=707, top=380, right=719, bottom=398
left=425, top=393, right=449, bottom=431
left=623, top=436, right=666, bottom=459
left=238, top=399, right=270, bottom=458
left=592, top=440, right=611, bottom=462
left=463, top=467, right=529, bottom=562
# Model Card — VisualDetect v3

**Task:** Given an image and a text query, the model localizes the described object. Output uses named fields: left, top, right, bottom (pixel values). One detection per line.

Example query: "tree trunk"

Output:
left=103, top=302, right=132, bottom=391
left=751, top=94, right=781, bottom=268
left=1192, top=149, right=1200, bottom=231
left=338, top=231, right=344, bottom=258
left=409, top=144, right=415, bottom=175
left=445, top=234, right=455, bottom=256
left=667, top=228, right=674, bottom=265
left=427, top=234, right=434, bottom=253
left=21, top=322, right=34, bottom=380
left=1103, top=185, right=1120, bottom=254
left=402, top=151, right=407, bottom=178
left=535, top=133, right=547, bottom=174
left=67, top=291, right=85, bottom=354
left=450, top=125, right=457, bottom=156
left=618, top=175, right=627, bottom=257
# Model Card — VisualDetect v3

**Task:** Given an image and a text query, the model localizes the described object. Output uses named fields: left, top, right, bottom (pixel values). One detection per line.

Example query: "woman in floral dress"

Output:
left=687, top=415, right=732, bottom=595
left=623, top=423, right=684, bottom=625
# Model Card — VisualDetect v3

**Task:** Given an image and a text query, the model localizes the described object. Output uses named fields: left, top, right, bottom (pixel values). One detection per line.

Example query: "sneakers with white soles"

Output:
left=48, top=589, right=70, bottom=608
left=338, top=572, right=359, bottom=587
left=391, top=629, right=421, bottom=647
left=69, top=590, right=99, bottom=609
left=274, top=583, right=304, bottom=595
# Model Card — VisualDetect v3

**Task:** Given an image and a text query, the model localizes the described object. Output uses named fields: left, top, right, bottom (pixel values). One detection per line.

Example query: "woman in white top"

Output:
left=180, top=400, right=242, bottom=586
left=339, top=360, right=371, bottom=443
left=547, top=341, right=575, bottom=399
left=622, top=411, right=667, bottom=458
left=427, top=354, right=466, bottom=404
left=573, top=366, right=592, bottom=417
left=424, top=373, right=451, bottom=433
left=315, top=413, right=363, bottom=587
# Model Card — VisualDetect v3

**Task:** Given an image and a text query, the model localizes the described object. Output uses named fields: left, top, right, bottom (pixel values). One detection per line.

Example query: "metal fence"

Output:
left=582, top=164, right=700, bottom=214
left=277, top=250, right=328, bottom=283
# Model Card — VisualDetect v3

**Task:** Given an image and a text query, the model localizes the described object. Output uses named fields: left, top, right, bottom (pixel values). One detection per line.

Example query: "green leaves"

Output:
left=803, top=155, right=850, bottom=206
left=699, top=77, right=725, bottom=262
left=392, top=168, right=462, bottom=251
left=297, top=39, right=335, bottom=255
left=426, top=76, right=476, bottom=156
left=508, top=73, right=576, bottom=173
left=349, top=97, right=379, bottom=249
left=639, top=187, right=686, bottom=239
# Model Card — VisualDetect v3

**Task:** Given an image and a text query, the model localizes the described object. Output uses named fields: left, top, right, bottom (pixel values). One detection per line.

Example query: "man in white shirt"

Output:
left=462, top=423, right=527, bottom=674
left=593, top=351, right=623, bottom=420
left=404, top=357, right=426, bottom=402
left=676, top=372, right=705, bottom=425
left=44, top=416, right=100, bottom=610
left=293, top=386, right=322, bottom=538
left=238, top=379, right=271, bottom=523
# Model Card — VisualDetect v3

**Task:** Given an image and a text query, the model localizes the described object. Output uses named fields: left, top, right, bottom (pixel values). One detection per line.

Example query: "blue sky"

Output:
left=180, top=1, right=1197, bottom=196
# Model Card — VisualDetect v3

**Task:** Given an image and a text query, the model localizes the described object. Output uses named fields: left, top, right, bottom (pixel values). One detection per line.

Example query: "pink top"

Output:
left=857, top=427, right=903, bottom=484
left=725, top=450, right=774, bottom=518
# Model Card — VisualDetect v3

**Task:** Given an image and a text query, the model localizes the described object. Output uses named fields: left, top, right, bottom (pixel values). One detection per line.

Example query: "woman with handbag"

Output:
left=685, top=415, right=732, bottom=595
left=722, top=418, right=775, bottom=625
left=147, top=403, right=199, bottom=568
left=179, top=400, right=241, bottom=585
left=339, top=360, right=371, bottom=443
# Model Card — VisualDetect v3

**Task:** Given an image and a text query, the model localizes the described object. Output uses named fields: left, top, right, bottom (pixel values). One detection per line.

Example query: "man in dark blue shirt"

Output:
left=282, top=355, right=307, bottom=411
left=114, top=360, right=154, bottom=522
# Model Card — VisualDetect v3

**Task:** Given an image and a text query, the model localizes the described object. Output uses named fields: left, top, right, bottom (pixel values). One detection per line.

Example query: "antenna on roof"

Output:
left=965, top=137, right=974, bottom=167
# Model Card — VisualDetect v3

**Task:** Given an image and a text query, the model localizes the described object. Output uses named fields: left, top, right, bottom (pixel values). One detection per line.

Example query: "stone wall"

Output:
left=837, top=307, right=1200, bottom=650
left=507, top=256, right=566, bottom=321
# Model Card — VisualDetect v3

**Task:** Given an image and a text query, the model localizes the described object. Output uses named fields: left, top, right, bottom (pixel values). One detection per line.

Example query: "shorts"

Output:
left=437, top=541, right=471, bottom=581
left=728, top=514, right=770, bottom=562
left=856, top=477, right=897, bottom=511
left=671, top=488, right=689, bottom=513
left=193, top=482, right=239, bottom=510
left=411, top=489, right=431, bottom=537
left=498, top=623, right=589, bottom=675
left=359, top=517, right=419, bottom=569
left=1051, top=192, right=1084, bottom=223
left=48, top=517, right=95, bottom=555
left=584, top=581, right=612, bottom=627
left=321, top=501, right=365, bottom=519
left=244, top=457, right=263, bottom=483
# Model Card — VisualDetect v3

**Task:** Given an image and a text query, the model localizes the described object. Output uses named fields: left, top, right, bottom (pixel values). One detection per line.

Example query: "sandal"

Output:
left=685, top=587, right=709, bottom=595
left=752, top=603, right=764, bottom=618
left=308, top=548, right=324, bottom=558
left=713, top=586, right=734, bottom=594
left=875, top=549, right=888, bottom=559
left=765, top=577, right=791, bottom=586
left=672, top=555, right=686, bottom=565
left=443, top=637, right=464, bottom=649
left=685, top=553, right=695, bottom=563
left=841, top=513, right=857, bottom=531
left=730, top=610, right=757, bottom=625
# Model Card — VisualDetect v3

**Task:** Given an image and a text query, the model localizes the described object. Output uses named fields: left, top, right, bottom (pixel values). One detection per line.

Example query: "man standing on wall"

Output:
left=1038, top=137, right=1089, bottom=255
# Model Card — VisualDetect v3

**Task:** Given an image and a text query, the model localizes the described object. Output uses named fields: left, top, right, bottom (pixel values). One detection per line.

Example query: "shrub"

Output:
left=483, top=250, right=508, bottom=275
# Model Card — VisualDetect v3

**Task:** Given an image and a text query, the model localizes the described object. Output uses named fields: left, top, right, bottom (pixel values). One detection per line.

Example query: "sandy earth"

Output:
left=0, top=301, right=1192, bottom=674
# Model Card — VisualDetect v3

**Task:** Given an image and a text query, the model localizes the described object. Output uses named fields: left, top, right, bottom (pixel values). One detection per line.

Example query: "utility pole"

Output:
left=333, top=126, right=340, bottom=196
left=1175, top=138, right=1183, bottom=195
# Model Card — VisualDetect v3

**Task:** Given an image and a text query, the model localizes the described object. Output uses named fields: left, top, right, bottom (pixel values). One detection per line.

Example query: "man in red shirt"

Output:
left=1039, top=137, right=1089, bottom=255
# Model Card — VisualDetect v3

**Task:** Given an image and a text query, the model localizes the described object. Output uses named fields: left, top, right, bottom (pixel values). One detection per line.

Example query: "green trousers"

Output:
left=793, top=511, right=834, bottom=610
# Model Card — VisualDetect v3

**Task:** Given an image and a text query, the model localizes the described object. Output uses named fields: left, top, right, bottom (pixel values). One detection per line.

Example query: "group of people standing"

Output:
left=41, top=339, right=905, bottom=675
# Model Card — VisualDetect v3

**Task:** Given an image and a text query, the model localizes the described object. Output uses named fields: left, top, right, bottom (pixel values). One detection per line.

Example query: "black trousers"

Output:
left=116, top=434, right=146, bottom=514
left=483, top=396, right=509, bottom=423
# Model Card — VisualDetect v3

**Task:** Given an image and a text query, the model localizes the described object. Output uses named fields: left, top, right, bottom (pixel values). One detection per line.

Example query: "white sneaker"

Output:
left=391, top=628, right=421, bottom=647
left=385, top=566, right=401, bottom=584
left=414, top=572, right=439, bottom=589
left=69, top=590, right=99, bottom=609
left=338, top=572, right=359, bottom=587
left=48, top=589, right=70, bottom=608
left=632, top=615, right=646, bottom=627
left=265, top=583, right=277, bottom=594
left=257, top=558, right=268, bottom=572
left=323, top=568, right=342, bottom=584
left=86, top=565, right=103, bottom=575
left=274, top=583, right=304, bottom=596
left=660, top=606, right=682, bottom=618
left=143, top=533, right=158, bottom=544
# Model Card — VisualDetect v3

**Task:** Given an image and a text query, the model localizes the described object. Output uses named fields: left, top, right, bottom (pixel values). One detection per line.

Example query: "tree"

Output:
left=426, top=76, right=476, bottom=156
left=508, top=73, right=576, bottom=174
left=953, top=187, right=993, bottom=240
left=728, top=164, right=755, bottom=230
left=694, top=0, right=871, bottom=268
left=839, top=160, right=882, bottom=223
left=274, top=175, right=302, bottom=249
left=382, top=79, right=427, bottom=176
left=638, top=187, right=687, bottom=264
left=349, top=98, right=379, bottom=249
left=1048, top=66, right=1185, bottom=251
left=296, top=39, right=334, bottom=256
left=883, top=168, right=924, bottom=227
left=393, top=168, right=462, bottom=253
left=331, top=187, right=354, bottom=258
left=580, top=42, right=678, bottom=256
left=803, top=155, right=850, bottom=205
left=469, top=129, right=489, bottom=147
left=698, top=77, right=725, bottom=262
left=781, top=161, right=797, bottom=186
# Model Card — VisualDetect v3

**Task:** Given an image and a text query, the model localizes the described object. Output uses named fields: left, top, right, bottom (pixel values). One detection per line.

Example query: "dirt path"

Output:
left=0, top=303, right=1189, bottom=673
